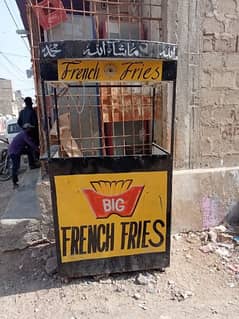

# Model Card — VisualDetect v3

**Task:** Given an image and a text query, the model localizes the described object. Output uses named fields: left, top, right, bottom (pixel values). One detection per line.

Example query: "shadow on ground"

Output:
left=0, top=244, right=61, bottom=297
left=0, top=242, right=142, bottom=298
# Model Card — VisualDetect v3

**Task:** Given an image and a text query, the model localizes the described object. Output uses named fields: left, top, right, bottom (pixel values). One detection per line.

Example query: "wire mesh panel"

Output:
left=49, top=85, right=102, bottom=157
left=48, top=83, right=163, bottom=158
left=100, top=84, right=161, bottom=156
left=29, top=0, right=162, bottom=42
left=23, top=0, right=178, bottom=278
left=26, top=0, right=165, bottom=158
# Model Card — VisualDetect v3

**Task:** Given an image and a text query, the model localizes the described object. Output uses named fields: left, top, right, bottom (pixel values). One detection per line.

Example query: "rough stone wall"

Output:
left=162, top=0, right=239, bottom=231
left=0, top=79, right=13, bottom=116
left=166, top=0, right=239, bottom=169
left=199, top=0, right=239, bottom=168
left=161, top=0, right=201, bottom=168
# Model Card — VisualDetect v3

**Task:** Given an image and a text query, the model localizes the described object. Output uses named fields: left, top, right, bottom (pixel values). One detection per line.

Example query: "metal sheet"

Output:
left=49, top=156, right=172, bottom=277
left=55, top=171, right=167, bottom=263
left=16, top=0, right=89, bottom=31
left=58, top=59, right=163, bottom=82
left=40, top=40, right=178, bottom=61
left=40, top=60, right=177, bottom=82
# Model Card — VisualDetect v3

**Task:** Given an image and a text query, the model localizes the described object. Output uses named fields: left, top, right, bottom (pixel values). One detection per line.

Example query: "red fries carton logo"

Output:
left=83, top=179, right=144, bottom=218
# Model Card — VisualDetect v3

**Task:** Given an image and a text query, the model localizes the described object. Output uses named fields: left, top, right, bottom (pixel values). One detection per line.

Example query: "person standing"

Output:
left=8, top=124, right=39, bottom=189
left=18, top=97, right=38, bottom=130
left=18, top=97, right=39, bottom=160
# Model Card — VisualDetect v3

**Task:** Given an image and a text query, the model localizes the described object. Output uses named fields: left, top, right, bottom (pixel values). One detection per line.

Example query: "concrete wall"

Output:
left=169, top=0, right=239, bottom=169
left=0, top=79, right=14, bottom=116
left=26, top=1, right=238, bottom=231
left=161, top=0, right=239, bottom=231
left=199, top=0, right=239, bottom=168
left=172, top=167, right=239, bottom=233
left=164, top=0, right=201, bottom=169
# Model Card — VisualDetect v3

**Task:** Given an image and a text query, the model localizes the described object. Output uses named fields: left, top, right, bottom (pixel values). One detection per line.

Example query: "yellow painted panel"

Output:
left=55, top=171, right=168, bottom=263
left=58, top=59, right=163, bottom=82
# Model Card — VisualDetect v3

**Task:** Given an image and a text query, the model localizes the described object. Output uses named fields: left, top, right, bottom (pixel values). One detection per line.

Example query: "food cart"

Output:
left=28, top=0, right=177, bottom=277
left=39, top=39, right=177, bottom=277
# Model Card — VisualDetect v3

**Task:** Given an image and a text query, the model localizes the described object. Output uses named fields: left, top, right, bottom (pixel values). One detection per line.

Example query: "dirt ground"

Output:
left=0, top=166, right=27, bottom=218
left=0, top=139, right=13, bottom=216
left=0, top=175, right=239, bottom=318
left=0, top=141, right=28, bottom=218
left=0, top=229, right=238, bottom=319
left=0, top=179, right=13, bottom=217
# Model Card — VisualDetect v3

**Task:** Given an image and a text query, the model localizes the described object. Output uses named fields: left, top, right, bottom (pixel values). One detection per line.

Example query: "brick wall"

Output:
left=0, top=79, right=13, bottom=116
left=166, top=0, right=239, bottom=169
left=199, top=0, right=239, bottom=168
left=166, top=0, right=201, bottom=169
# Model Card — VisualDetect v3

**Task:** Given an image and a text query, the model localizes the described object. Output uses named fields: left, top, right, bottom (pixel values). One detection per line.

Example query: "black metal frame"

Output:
left=49, top=155, right=172, bottom=277
left=41, top=82, right=176, bottom=160
left=40, top=40, right=178, bottom=61
left=39, top=39, right=177, bottom=277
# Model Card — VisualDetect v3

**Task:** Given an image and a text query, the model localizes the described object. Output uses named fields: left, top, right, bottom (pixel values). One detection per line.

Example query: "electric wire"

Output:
left=0, top=52, right=26, bottom=76
left=0, top=51, right=28, bottom=58
left=7, top=0, right=24, bottom=29
left=0, top=58, right=34, bottom=97
left=3, top=0, right=30, bottom=52
left=0, top=58, right=23, bottom=82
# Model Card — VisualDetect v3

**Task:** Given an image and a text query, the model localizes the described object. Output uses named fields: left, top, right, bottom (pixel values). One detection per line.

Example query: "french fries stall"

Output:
left=39, top=39, right=177, bottom=277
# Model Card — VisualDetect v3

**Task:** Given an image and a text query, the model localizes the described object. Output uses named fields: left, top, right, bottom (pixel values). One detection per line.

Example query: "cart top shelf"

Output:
left=40, top=39, right=177, bottom=61
left=40, top=40, right=177, bottom=83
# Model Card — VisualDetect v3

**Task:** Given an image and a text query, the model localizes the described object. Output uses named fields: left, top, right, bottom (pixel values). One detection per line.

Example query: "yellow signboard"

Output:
left=58, top=59, right=163, bottom=82
left=55, top=171, right=168, bottom=263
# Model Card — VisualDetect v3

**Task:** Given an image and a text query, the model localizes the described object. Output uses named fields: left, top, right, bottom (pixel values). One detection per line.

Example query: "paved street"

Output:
left=0, top=134, right=8, bottom=151
left=1, top=168, right=41, bottom=221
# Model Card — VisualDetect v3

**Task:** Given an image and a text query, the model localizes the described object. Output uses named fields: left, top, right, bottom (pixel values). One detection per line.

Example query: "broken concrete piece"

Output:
left=199, top=243, right=215, bottom=253
left=208, top=230, right=217, bottom=243
left=45, top=256, right=58, bottom=275
left=133, top=293, right=141, bottom=300
left=135, top=273, right=149, bottom=285
left=138, top=304, right=148, bottom=310
left=170, top=289, right=193, bottom=302
left=214, top=225, right=227, bottom=233
left=227, top=264, right=239, bottom=273
left=217, top=233, right=233, bottom=244
left=215, top=247, right=231, bottom=258
left=224, top=203, right=239, bottom=233
left=0, top=219, right=42, bottom=252
left=233, top=236, right=239, bottom=245
left=173, top=234, right=181, bottom=241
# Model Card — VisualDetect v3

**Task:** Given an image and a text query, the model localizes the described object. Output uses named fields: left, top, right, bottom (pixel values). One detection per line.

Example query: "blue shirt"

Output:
left=18, top=106, right=38, bottom=128
left=8, top=130, right=38, bottom=156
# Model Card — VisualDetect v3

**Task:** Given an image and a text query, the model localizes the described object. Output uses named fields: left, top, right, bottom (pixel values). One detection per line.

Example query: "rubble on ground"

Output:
left=173, top=223, right=239, bottom=278
left=168, top=280, right=193, bottom=302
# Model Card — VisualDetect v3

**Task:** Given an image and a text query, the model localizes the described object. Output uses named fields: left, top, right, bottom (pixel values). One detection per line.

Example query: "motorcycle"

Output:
left=0, top=138, right=11, bottom=181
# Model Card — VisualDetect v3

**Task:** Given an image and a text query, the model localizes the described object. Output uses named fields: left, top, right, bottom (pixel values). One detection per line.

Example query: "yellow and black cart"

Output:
left=39, top=39, right=177, bottom=277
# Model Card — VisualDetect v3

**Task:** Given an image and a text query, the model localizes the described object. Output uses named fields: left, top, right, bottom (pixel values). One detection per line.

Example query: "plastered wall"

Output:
left=199, top=0, right=239, bottom=168
left=164, top=0, right=239, bottom=169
